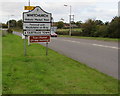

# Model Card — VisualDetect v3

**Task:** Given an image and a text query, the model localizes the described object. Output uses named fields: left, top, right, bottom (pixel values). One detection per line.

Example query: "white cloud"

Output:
left=0, top=0, right=119, bottom=23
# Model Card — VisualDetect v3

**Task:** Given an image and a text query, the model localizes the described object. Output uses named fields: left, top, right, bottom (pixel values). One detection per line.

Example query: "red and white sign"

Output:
left=30, top=36, right=50, bottom=43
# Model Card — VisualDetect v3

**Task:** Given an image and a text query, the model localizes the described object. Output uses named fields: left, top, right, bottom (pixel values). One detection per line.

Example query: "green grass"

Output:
left=2, top=34, right=118, bottom=94
left=59, top=35, right=119, bottom=42
left=57, top=28, right=82, bottom=32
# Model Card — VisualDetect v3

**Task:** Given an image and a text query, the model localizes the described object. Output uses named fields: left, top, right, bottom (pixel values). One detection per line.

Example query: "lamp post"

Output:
left=64, top=5, right=72, bottom=36
left=29, top=0, right=30, bottom=6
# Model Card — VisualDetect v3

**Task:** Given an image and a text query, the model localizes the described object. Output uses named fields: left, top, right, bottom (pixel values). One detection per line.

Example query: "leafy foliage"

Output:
left=56, top=21, right=64, bottom=29
left=7, top=16, right=120, bottom=38
left=108, top=16, right=120, bottom=38
left=7, top=28, right=13, bottom=34
left=81, top=19, right=97, bottom=37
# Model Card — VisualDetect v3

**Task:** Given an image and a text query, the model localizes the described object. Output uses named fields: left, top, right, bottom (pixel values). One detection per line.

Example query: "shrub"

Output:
left=95, top=25, right=109, bottom=37
left=7, top=28, right=13, bottom=34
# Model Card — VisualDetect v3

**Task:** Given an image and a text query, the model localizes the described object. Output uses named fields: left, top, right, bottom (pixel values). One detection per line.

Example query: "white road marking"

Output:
left=51, top=38, right=57, bottom=39
left=62, top=39, right=83, bottom=44
left=56, top=38, right=119, bottom=50
left=92, top=44, right=119, bottom=49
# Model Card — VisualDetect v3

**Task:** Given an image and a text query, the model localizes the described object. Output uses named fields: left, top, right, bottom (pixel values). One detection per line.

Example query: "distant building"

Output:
left=118, top=1, right=120, bottom=16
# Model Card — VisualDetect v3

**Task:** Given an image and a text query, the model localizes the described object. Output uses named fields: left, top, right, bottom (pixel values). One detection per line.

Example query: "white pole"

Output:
left=8, top=15, right=14, bottom=29
left=69, top=5, right=72, bottom=36
left=29, top=0, right=30, bottom=6
left=8, top=20, right=10, bottom=29
left=28, top=36, right=30, bottom=46
left=64, top=4, right=72, bottom=36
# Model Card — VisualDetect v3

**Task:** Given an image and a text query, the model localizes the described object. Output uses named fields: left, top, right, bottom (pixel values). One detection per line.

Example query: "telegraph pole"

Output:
left=64, top=5, right=74, bottom=36
left=29, top=0, right=30, bottom=6
left=69, top=5, right=72, bottom=36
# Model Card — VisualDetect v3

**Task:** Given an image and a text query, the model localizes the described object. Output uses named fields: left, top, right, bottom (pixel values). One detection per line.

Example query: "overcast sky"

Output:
left=0, top=0, right=119, bottom=23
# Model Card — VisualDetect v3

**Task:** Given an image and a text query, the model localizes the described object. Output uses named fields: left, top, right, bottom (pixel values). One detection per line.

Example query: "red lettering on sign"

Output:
left=30, top=36, right=50, bottom=43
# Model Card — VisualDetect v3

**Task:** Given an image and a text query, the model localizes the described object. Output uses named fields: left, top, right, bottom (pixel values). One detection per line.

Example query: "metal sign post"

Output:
left=24, top=36, right=27, bottom=56
left=46, top=42, right=48, bottom=56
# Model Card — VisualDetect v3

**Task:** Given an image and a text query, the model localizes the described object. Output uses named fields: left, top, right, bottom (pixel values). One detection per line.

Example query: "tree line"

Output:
left=2, top=19, right=23, bottom=28
left=2, top=16, right=120, bottom=38
left=56, top=16, right=120, bottom=38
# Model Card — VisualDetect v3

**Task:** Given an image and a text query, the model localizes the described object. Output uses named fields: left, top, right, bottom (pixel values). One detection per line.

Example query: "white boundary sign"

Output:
left=23, top=6, right=52, bottom=36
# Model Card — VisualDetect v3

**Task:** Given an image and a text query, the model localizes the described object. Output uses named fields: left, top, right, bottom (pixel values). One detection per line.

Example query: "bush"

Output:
left=7, top=28, right=13, bottom=34
left=107, top=17, right=120, bottom=38
left=95, top=25, right=109, bottom=37
left=56, top=30, right=69, bottom=35
left=2, top=24, right=8, bottom=28
left=81, top=19, right=97, bottom=37
left=56, top=28, right=83, bottom=36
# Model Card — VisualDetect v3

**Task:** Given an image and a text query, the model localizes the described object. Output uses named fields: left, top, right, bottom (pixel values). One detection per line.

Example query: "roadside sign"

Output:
left=23, top=23, right=51, bottom=30
left=30, top=36, right=50, bottom=43
left=23, top=6, right=52, bottom=56
left=23, top=6, right=51, bottom=23
left=24, top=6, right=35, bottom=10
left=23, top=6, right=52, bottom=36
left=24, top=30, right=50, bottom=36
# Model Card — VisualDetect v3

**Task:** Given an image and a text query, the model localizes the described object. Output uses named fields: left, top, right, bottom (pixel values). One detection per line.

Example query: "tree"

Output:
left=75, top=21, right=82, bottom=27
left=17, top=20, right=23, bottom=28
left=108, top=16, right=120, bottom=38
left=57, top=21, right=64, bottom=29
left=81, top=19, right=97, bottom=37
left=104, top=21, right=109, bottom=25
left=7, top=19, right=17, bottom=28
left=2, top=23, right=8, bottom=28
left=95, top=20, right=104, bottom=25
left=95, top=25, right=109, bottom=37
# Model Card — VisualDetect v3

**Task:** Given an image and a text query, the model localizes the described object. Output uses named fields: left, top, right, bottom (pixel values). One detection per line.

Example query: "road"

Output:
left=13, top=32, right=119, bottom=79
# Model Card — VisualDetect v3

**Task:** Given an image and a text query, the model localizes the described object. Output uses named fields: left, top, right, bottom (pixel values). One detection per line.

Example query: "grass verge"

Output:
left=2, top=34, right=118, bottom=94
left=59, top=35, right=119, bottom=42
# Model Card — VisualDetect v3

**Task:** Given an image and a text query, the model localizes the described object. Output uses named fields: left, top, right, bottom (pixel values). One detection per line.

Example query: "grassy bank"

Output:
left=2, top=34, right=118, bottom=94
left=59, top=35, right=119, bottom=42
